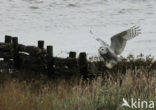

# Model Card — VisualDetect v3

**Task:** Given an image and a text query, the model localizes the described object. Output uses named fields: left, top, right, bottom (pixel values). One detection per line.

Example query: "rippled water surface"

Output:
left=0, top=0, right=156, bottom=57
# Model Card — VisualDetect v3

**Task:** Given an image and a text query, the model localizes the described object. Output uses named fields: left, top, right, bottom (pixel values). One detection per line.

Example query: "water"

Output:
left=0, top=0, right=156, bottom=57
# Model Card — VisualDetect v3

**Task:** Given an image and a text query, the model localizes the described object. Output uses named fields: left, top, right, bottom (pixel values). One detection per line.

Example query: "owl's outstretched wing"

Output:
left=110, top=26, right=141, bottom=55
left=96, top=38, right=109, bottom=48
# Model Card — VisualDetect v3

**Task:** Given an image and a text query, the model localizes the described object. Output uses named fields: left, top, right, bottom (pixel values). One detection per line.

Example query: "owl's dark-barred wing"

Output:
left=110, top=26, right=141, bottom=55
left=96, top=38, right=109, bottom=48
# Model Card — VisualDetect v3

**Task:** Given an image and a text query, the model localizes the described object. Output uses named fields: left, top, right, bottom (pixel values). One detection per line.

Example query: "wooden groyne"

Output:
left=1, top=35, right=156, bottom=80
left=0, top=35, right=89, bottom=78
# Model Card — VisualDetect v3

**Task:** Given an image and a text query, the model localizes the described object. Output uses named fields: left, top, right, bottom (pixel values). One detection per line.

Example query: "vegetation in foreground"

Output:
left=0, top=71, right=156, bottom=110
left=0, top=54, right=156, bottom=110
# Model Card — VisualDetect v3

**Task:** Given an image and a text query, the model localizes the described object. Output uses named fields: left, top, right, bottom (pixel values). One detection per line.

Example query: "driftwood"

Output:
left=54, top=57, right=77, bottom=67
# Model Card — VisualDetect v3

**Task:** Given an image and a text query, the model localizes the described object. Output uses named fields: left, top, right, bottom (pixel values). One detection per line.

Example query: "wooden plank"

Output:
left=18, top=44, right=46, bottom=56
left=53, top=57, right=77, bottom=66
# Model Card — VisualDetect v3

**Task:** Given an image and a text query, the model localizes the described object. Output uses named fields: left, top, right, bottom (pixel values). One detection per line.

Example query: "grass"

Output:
left=0, top=54, right=156, bottom=110
left=0, top=70, right=156, bottom=110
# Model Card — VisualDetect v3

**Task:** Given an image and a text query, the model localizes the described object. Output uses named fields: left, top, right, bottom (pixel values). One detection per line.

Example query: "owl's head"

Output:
left=98, top=46, right=108, bottom=55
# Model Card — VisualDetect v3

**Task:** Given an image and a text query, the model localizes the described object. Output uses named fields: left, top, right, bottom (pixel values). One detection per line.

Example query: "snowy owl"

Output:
left=95, top=26, right=141, bottom=69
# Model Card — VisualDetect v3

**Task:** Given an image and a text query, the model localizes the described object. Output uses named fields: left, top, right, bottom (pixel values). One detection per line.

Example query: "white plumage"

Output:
left=95, top=26, right=141, bottom=69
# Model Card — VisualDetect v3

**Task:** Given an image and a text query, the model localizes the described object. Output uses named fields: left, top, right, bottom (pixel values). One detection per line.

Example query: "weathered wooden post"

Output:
left=4, top=35, right=12, bottom=61
left=5, top=35, right=12, bottom=43
left=12, top=37, right=20, bottom=69
left=68, top=51, right=77, bottom=73
left=78, top=52, right=88, bottom=79
left=47, top=46, right=53, bottom=57
left=69, top=51, right=76, bottom=58
left=47, top=45, right=54, bottom=78
left=38, top=40, right=44, bottom=49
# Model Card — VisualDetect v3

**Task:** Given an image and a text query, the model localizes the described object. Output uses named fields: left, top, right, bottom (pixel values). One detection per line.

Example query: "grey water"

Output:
left=0, top=0, right=156, bottom=57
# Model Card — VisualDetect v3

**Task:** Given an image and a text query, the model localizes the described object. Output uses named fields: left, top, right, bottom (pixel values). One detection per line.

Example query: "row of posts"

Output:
left=4, top=35, right=88, bottom=78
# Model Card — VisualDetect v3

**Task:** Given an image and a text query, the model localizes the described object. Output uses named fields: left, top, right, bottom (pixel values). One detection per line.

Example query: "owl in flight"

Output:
left=95, top=26, right=141, bottom=69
